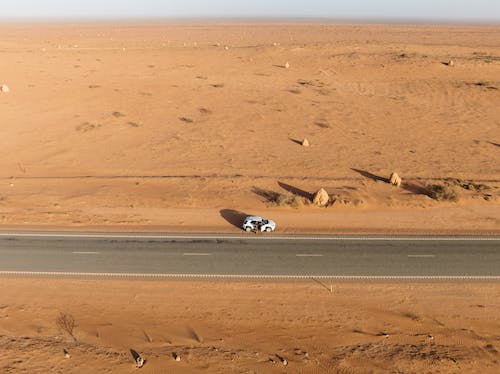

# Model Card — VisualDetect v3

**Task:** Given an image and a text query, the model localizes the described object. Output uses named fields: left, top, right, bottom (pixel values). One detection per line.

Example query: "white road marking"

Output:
left=0, top=271, right=499, bottom=280
left=0, top=232, right=499, bottom=241
left=408, top=254, right=435, bottom=258
left=72, top=251, right=100, bottom=255
left=183, top=253, right=212, bottom=256
left=296, top=254, right=324, bottom=257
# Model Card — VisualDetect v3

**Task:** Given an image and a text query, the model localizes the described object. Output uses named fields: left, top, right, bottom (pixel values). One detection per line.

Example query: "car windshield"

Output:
left=262, top=220, right=268, bottom=224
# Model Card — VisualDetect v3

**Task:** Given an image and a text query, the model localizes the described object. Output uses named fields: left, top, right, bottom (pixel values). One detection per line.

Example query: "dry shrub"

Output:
left=56, top=312, right=78, bottom=343
left=426, top=184, right=459, bottom=202
left=448, top=178, right=491, bottom=192
left=276, top=193, right=305, bottom=208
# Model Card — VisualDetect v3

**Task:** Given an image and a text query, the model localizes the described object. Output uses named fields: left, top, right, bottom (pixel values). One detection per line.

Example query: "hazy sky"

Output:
left=1, top=0, right=499, bottom=22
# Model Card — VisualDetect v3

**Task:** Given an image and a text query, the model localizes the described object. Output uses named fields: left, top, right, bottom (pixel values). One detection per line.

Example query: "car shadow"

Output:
left=219, top=209, right=249, bottom=229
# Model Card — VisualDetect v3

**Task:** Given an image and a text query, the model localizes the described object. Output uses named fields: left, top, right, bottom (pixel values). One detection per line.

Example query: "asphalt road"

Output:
left=0, top=232, right=499, bottom=279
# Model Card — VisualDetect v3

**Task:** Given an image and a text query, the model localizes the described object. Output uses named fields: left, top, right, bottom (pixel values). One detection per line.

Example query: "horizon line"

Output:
left=0, top=16, right=499, bottom=26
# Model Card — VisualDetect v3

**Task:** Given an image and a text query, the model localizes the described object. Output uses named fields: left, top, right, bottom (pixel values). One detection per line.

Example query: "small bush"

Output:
left=290, top=194, right=305, bottom=208
left=426, top=184, right=459, bottom=202
left=275, top=193, right=292, bottom=206
left=460, top=181, right=490, bottom=192
left=275, top=193, right=305, bottom=208
left=56, top=312, right=78, bottom=343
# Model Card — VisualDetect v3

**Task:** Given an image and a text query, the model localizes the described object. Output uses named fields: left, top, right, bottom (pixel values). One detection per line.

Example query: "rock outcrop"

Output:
left=389, top=172, right=402, bottom=187
left=313, top=188, right=330, bottom=207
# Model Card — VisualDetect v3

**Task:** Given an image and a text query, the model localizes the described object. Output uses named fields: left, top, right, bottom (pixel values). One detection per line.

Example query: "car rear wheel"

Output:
left=265, top=227, right=272, bottom=232
left=245, top=227, right=252, bottom=232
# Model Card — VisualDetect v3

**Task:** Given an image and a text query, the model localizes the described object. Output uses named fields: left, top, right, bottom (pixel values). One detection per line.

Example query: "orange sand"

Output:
left=0, top=278, right=499, bottom=373
left=0, top=23, right=499, bottom=233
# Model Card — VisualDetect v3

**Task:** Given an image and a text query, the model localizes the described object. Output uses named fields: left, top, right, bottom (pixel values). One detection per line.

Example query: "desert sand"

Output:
left=0, top=278, right=499, bottom=373
left=0, top=22, right=499, bottom=233
left=1, top=23, right=499, bottom=374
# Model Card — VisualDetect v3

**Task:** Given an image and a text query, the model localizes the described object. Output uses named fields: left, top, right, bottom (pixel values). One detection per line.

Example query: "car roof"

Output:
left=245, top=216, right=263, bottom=221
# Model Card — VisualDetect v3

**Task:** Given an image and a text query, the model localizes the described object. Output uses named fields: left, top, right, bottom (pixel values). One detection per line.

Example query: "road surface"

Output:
left=0, top=232, right=499, bottom=279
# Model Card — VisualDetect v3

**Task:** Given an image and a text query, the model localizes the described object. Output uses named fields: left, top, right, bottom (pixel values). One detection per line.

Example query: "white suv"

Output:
left=242, top=216, right=276, bottom=232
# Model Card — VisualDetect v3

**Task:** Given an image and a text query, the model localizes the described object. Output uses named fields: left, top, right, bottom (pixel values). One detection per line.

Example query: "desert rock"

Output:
left=136, top=355, right=144, bottom=368
left=302, top=138, right=310, bottom=147
left=313, top=188, right=329, bottom=207
left=284, top=61, right=290, bottom=69
left=276, top=354, right=288, bottom=366
left=389, top=172, right=402, bottom=187
left=1, top=84, right=9, bottom=93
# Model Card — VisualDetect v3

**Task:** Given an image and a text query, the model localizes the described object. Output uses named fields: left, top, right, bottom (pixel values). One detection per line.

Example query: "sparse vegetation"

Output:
left=76, top=122, right=101, bottom=132
left=447, top=178, right=491, bottom=192
left=198, top=107, right=212, bottom=114
left=426, top=184, right=459, bottom=202
left=275, top=193, right=306, bottom=208
left=297, top=79, right=313, bottom=86
left=56, top=312, right=78, bottom=343
left=315, top=121, right=331, bottom=128
left=467, top=82, right=498, bottom=90
left=112, top=111, right=126, bottom=118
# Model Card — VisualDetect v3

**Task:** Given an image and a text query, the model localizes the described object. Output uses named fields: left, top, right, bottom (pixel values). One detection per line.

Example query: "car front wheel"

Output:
left=265, top=227, right=272, bottom=232
left=245, top=227, right=252, bottom=232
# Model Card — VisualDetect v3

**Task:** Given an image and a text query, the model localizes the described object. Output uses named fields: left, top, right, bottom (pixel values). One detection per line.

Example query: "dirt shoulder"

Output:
left=1, top=204, right=499, bottom=235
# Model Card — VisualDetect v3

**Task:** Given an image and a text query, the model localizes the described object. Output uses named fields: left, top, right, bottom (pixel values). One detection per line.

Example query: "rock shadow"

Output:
left=289, top=137, right=303, bottom=146
left=351, top=168, right=389, bottom=183
left=352, top=168, right=430, bottom=197
left=488, top=141, right=500, bottom=148
left=251, top=187, right=279, bottom=203
left=278, top=181, right=313, bottom=200
left=402, top=182, right=432, bottom=197
left=130, top=349, right=140, bottom=361
left=129, top=349, right=145, bottom=365
left=219, top=209, right=249, bottom=229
